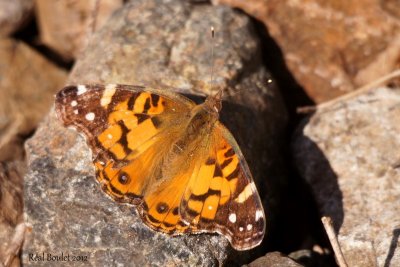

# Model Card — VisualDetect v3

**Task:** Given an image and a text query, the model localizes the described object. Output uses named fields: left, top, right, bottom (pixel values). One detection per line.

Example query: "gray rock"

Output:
left=23, top=0, right=288, bottom=266
left=293, top=87, right=400, bottom=267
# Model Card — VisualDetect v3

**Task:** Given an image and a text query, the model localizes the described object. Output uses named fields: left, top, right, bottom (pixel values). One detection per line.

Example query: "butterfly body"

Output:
left=55, top=84, right=266, bottom=250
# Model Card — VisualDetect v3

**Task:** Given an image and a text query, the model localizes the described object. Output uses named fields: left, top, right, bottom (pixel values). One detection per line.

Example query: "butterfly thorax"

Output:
left=171, top=101, right=219, bottom=155
left=190, top=101, right=219, bottom=131
left=157, top=101, right=219, bottom=184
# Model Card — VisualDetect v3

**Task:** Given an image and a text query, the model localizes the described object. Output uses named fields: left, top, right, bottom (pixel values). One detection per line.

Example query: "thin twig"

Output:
left=298, top=69, right=400, bottom=113
left=3, top=223, right=26, bottom=267
left=321, top=216, right=348, bottom=267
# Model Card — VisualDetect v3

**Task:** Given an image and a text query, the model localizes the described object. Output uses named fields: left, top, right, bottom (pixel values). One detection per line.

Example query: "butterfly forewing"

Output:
left=55, top=84, right=194, bottom=202
left=55, top=84, right=266, bottom=250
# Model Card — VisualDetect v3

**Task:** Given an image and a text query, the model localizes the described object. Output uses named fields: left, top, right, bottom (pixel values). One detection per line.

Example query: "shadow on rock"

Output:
left=292, top=117, right=344, bottom=233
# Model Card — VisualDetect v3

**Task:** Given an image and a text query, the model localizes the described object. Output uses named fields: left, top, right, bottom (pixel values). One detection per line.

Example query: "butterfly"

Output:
left=55, top=83, right=266, bottom=250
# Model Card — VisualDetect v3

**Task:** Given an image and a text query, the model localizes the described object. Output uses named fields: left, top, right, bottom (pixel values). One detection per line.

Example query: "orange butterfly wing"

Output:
left=179, top=123, right=266, bottom=250
left=55, top=84, right=194, bottom=203
left=55, top=84, right=266, bottom=250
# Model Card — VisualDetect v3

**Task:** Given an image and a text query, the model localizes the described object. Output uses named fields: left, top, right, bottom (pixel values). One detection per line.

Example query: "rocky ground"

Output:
left=0, top=0, right=399, bottom=266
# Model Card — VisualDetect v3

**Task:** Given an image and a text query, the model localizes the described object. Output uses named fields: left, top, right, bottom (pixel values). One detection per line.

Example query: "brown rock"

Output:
left=0, top=161, right=25, bottom=267
left=23, top=0, right=288, bottom=266
left=0, top=0, right=33, bottom=36
left=381, top=0, right=400, bottom=18
left=35, top=0, right=123, bottom=60
left=0, top=38, right=67, bottom=161
left=0, top=224, right=19, bottom=267
left=213, top=0, right=400, bottom=103
left=0, top=162, right=24, bottom=226
left=293, top=87, right=400, bottom=267
left=0, top=37, right=65, bottom=265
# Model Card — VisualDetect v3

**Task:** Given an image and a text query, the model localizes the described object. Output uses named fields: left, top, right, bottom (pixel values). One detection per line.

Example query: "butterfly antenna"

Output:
left=209, top=26, right=223, bottom=101
left=210, top=26, right=215, bottom=91
left=204, top=26, right=222, bottom=112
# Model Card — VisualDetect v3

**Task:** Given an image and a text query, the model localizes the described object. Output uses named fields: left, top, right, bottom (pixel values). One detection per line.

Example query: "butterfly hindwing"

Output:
left=179, top=123, right=266, bottom=250
left=138, top=171, right=191, bottom=234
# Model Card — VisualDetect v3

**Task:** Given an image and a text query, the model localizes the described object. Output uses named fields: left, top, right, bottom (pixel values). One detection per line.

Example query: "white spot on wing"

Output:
left=239, top=227, right=243, bottom=232
left=85, top=112, right=95, bottom=121
left=77, top=85, right=87, bottom=95
left=247, top=224, right=253, bottom=230
left=208, top=205, right=213, bottom=210
left=229, top=213, right=236, bottom=223
left=101, top=84, right=117, bottom=107
left=255, top=210, right=263, bottom=221
left=107, top=134, right=113, bottom=139
left=73, top=110, right=78, bottom=114
left=71, top=100, right=78, bottom=107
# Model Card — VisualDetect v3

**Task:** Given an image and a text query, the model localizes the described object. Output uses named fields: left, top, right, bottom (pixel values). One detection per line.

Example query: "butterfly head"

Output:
left=204, top=89, right=222, bottom=114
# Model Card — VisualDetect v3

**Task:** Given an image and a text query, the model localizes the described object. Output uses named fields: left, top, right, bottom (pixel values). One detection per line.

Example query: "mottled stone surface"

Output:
left=23, top=0, right=288, bottom=266
left=214, top=0, right=400, bottom=103
left=293, top=87, right=400, bottom=267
